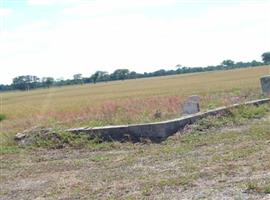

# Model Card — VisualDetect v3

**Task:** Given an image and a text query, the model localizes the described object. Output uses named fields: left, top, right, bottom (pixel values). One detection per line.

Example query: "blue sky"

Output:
left=0, top=0, right=269, bottom=84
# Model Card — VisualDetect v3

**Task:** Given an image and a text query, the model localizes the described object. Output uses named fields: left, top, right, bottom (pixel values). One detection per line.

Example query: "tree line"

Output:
left=1, top=52, right=270, bottom=92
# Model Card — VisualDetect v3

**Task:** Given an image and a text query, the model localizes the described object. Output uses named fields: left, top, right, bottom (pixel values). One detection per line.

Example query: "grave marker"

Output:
left=261, top=75, right=270, bottom=95
left=183, top=95, right=200, bottom=115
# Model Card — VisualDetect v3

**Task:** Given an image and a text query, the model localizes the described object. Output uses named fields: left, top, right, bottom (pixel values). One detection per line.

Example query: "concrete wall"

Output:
left=67, top=98, right=270, bottom=142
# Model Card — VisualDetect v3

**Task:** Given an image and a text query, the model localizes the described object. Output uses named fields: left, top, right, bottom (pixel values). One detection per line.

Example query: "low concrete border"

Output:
left=67, top=98, right=270, bottom=142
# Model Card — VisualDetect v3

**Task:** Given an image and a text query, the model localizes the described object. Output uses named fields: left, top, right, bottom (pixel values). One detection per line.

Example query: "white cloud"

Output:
left=0, top=8, right=12, bottom=16
left=0, top=0, right=269, bottom=84
left=27, top=0, right=80, bottom=6
left=61, top=0, right=177, bottom=16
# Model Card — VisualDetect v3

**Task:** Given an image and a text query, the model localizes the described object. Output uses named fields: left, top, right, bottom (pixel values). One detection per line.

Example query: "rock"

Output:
left=261, top=75, right=270, bottom=95
left=14, top=127, right=54, bottom=147
left=15, top=132, right=26, bottom=140
left=183, top=95, right=200, bottom=115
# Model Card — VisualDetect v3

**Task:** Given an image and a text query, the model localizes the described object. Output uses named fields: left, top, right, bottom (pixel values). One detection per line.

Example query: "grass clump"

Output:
left=246, top=181, right=258, bottom=191
left=0, top=132, right=20, bottom=154
left=245, top=181, right=270, bottom=194
left=19, top=126, right=116, bottom=151
left=0, top=145, right=20, bottom=154
left=0, top=113, right=6, bottom=121
left=156, top=175, right=195, bottom=187
left=232, top=104, right=269, bottom=121
left=184, top=104, right=269, bottom=134
left=264, top=184, right=270, bottom=194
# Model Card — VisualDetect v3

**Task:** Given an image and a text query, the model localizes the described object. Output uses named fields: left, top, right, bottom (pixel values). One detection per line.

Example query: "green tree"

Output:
left=12, top=75, right=40, bottom=91
left=73, top=73, right=82, bottom=80
left=42, top=77, right=54, bottom=88
left=262, top=52, right=270, bottom=64
left=111, top=69, right=129, bottom=80
left=221, top=60, right=235, bottom=67
left=73, top=74, right=83, bottom=84
left=91, top=71, right=108, bottom=84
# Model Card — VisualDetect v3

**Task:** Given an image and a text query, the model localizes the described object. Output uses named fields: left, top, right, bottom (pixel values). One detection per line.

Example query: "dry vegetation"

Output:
left=0, top=66, right=270, bottom=199
left=1, top=66, right=269, bottom=134
left=0, top=105, right=270, bottom=199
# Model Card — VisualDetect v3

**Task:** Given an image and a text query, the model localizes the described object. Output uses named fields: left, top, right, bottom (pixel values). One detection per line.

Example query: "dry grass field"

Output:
left=1, top=66, right=269, bottom=135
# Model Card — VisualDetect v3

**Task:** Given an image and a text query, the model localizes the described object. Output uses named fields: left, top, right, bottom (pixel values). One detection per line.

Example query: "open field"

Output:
left=1, top=104, right=270, bottom=199
left=0, top=67, right=270, bottom=199
left=1, top=66, right=269, bottom=135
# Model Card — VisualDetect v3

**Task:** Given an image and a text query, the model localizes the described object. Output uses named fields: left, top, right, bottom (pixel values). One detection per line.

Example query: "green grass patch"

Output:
left=156, top=176, right=193, bottom=187
left=90, top=155, right=110, bottom=162
left=0, top=145, right=20, bottom=154
left=0, top=113, right=6, bottom=121
left=264, top=184, right=270, bottom=194
left=247, top=125, right=270, bottom=141
left=184, top=104, right=269, bottom=134
left=232, top=104, right=269, bottom=121
left=245, top=180, right=270, bottom=194
left=246, top=181, right=258, bottom=191
left=0, top=132, right=21, bottom=154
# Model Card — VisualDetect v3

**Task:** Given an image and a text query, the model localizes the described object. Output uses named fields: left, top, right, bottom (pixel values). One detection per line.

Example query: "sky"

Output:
left=0, top=0, right=269, bottom=84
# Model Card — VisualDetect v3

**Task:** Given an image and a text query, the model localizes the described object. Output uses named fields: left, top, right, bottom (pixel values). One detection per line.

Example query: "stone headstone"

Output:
left=261, top=75, right=270, bottom=95
left=183, top=95, right=200, bottom=115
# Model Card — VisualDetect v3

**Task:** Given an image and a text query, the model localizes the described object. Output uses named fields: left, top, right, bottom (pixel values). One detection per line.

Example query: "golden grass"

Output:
left=1, top=66, right=269, bottom=132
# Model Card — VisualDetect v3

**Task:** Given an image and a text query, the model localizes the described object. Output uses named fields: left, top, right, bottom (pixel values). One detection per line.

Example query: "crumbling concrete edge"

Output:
left=67, top=98, right=270, bottom=142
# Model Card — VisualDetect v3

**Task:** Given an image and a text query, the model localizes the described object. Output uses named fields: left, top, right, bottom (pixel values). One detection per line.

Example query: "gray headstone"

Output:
left=187, top=95, right=200, bottom=103
left=183, top=95, right=200, bottom=115
left=260, top=75, right=270, bottom=95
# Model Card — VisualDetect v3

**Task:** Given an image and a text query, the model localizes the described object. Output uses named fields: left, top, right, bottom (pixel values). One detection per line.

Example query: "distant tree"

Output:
left=0, top=84, right=11, bottom=91
left=2, top=53, right=267, bottom=92
left=91, top=72, right=99, bottom=84
left=73, top=73, right=83, bottom=84
left=129, top=71, right=137, bottom=79
left=250, top=60, right=263, bottom=67
left=175, top=64, right=182, bottom=68
left=175, top=64, right=183, bottom=73
left=12, top=75, right=39, bottom=91
left=30, top=76, right=40, bottom=88
left=221, top=60, right=235, bottom=67
left=91, top=71, right=108, bottom=84
left=262, top=52, right=270, bottom=64
left=55, top=77, right=65, bottom=86
left=12, top=76, right=26, bottom=90
left=73, top=73, right=82, bottom=80
left=153, top=69, right=166, bottom=76
left=111, top=69, right=129, bottom=80
left=42, top=77, right=54, bottom=88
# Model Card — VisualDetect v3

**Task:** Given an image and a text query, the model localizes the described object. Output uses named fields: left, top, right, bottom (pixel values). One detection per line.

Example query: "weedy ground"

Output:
left=0, top=104, right=269, bottom=199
